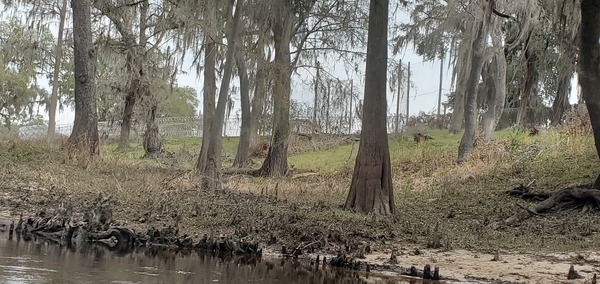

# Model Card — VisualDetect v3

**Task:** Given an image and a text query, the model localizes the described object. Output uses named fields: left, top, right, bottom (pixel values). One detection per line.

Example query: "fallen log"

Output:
left=492, top=186, right=600, bottom=228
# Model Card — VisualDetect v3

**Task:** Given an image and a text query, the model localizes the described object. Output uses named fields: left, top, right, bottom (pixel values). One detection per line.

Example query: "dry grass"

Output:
left=0, top=128, right=599, bottom=257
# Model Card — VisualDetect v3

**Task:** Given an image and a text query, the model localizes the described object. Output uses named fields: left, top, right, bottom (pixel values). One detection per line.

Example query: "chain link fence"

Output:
left=15, top=115, right=408, bottom=140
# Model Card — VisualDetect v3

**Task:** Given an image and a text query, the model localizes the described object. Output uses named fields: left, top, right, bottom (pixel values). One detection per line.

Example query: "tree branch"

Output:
left=492, top=7, right=511, bottom=19
left=93, top=0, right=134, bottom=42
left=291, top=0, right=338, bottom=68
left=291, top=46, right=365, bottom=57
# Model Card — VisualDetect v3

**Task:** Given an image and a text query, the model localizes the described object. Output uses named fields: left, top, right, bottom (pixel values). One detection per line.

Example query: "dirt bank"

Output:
left=0, top=140, right=599, bottom=283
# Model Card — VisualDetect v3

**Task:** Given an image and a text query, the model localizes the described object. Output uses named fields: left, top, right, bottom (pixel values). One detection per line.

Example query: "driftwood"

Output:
left=493, top=185, right=600, bottom=228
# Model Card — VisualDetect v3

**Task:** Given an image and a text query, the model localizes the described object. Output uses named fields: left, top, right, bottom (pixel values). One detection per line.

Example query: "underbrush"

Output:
left=0, top=128, right=598, bottom=256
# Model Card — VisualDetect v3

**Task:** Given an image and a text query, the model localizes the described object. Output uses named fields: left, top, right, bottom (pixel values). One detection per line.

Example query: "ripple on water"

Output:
left=175, top=270, right=194, bottom=275
left=0, top=264, right=57, bottom=273
left=133, top=271, right=159, bottom=277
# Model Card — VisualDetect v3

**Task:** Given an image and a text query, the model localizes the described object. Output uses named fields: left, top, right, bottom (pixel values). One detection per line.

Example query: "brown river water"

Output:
left=0, top=232, right=442, bottom=284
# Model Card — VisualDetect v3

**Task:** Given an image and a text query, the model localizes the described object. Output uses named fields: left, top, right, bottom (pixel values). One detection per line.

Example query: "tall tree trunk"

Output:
left=550, top=63, right=574, bottom=126
left=481, top=24, right=507, bottom=139
left=233, top=53, right=251, bottom=168
left=579, top=0, right=600, bottom=188
left=118, top=81, right=136, bottom=150
left=249, top=53, right=268, bottom=144
left=344, top=0, right=394, bottom=215
left=256, top=7, right=294, bottom=177
left=516, top=38, right=538, bottom=127
left=196, top=0, right=242, bottom=188
left=448, top=38, right=471, bottom=134
left=457, top=2, right=491, bottom=163
left=47, top=0, right=68, bottom=141
left=143, top=103, right=162, bottom=158
left=197, top=39, right=217, bottom=170
left=68, top=0, right=99, bottom=156
left=117, top=51, right=144, bottom=150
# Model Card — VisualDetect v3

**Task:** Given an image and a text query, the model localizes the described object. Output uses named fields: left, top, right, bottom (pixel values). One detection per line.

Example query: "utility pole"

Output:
left=395, top=60, right=402, bottom=133
left=406, top=62, right=411, bottom=130
left=437, top=55, right=443, bottom=117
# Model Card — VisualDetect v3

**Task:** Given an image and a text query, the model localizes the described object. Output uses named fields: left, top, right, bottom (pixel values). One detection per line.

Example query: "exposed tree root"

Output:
left=493, top=185, right=600, bottom=229
left=8, top=193, right=261, bottom=256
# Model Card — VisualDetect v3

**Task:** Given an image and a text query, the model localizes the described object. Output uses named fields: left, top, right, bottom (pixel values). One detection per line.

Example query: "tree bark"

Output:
left=197, top=38, right=217, bottom=171
left=68, top=0, right=99, bottom=155
left=249, top=51, right=268, bottom=144
left=550, top=63, right=574, bottom=126
left=233, top=52, right=251, bottom=168
left=117, top=83, right=136, bottom=150
left=117, top=50, right=144, bottom=150
left=481, top=23, right=507, bottom=139
left=256, top=5, right=294, bottom=177
left=457, top=2, right=491, bottom=163
left=516, top=36, right=538, bottom=128
left=143, top=104, right=162, bottom=158
left=448, top=37, right=470, bottom=134
left=47, top=0, right=68, bottom=141
left=579, top=0, right=600, bottom=188
left=344, top=0, right=394, bottom=215
left=196, top=0, right=243, bottom=188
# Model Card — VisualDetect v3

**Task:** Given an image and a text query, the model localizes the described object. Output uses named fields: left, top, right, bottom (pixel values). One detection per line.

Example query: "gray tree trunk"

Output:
left=197, top=38, right=217, bottom=170
left=256, top=4, right=295, bottom=177
left=457, top=2, right=492, bottom=163
left=516, top=36, right=538, bottom=128
left=118, top=75, right=136, bottom=150
left=68, top=0, right=99, bottom=155
left=579, top=0, right=600, bottom=188
left=249, top=53, right=268, bottom=144
left=196, top=0, right=243, bottom=189
left=550, top=63, right=574, bottom=126
left=47, top=0, right=68, bottom=141
left=233, top=52, right=251, bottom=168
left=448, top=37, right=471, bottom=134
left=481, top=24, right=507, bottom=139
left=344, top=0, right=394, bottom=215
left=143, top=103, right=162, bottom=158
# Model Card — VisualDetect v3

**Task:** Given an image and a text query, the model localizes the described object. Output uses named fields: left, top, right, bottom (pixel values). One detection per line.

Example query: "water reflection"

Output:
left=0, top=233, right=434, bottom=284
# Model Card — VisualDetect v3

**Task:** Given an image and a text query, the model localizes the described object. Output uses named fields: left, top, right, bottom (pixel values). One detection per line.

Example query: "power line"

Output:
left=413, top=88, right=451, bottom=98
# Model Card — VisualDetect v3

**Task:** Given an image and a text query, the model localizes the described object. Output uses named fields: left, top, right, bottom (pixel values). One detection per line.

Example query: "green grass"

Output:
left=101, top=136, right=241, bottom=159
left=289, top=143, right=356, bottom=172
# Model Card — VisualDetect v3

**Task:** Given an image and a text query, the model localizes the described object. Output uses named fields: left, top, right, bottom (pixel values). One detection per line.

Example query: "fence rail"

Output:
left=17, top=115, right=410, bottom=140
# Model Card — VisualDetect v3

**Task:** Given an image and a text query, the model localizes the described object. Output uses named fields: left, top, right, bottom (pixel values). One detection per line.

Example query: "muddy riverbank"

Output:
left=1, top=140, right=599, bottom=283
